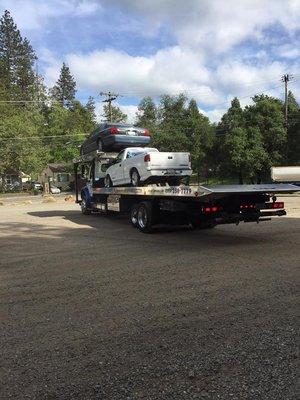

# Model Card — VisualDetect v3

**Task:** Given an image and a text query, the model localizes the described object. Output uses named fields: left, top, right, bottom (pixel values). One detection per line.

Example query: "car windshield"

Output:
left=126, top=150, right=145, bottom=158
left=106, top=123, right=133, bottom=128
left=126, top=148, right=158, bottom=158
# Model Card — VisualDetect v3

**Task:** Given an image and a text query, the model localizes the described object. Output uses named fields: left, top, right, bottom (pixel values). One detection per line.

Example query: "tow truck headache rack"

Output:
left=73, top=154, right=299, bottom=233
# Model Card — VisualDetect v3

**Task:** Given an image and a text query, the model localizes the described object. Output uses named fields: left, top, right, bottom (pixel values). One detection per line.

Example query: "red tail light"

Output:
left=240, top=204, right=255, bottom=209
left=110, top=126, right=119, bottom=134
left=144, top=129, right=150, bottom=136
left=144, top=154, right=151, bottom=162
left=202, top=206, right=220, bottom=213
left=271, top=202, right=284, bottom=209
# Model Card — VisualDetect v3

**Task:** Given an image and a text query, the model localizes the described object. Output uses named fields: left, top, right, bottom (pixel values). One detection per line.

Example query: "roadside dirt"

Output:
left=0, top=196, right=299, bottom=399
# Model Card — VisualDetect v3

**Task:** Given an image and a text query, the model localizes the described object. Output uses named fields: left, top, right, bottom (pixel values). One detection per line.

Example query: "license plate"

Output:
left=164, top=169, right=176, bottom=175
left=126, top=130, right=138, bottom=136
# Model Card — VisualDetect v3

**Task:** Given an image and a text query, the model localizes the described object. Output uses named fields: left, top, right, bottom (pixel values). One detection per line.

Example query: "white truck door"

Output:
left=110, top=150, right=125, bottom=184
left=122, top=149, right=136, bottom=184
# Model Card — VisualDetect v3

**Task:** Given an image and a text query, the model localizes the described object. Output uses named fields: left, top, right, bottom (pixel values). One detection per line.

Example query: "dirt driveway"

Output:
left=1, top=196, right=299, bottom=399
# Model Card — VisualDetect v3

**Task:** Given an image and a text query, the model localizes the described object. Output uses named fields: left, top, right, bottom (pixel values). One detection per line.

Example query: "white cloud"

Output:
left=39, top=48, right=62, bottom=87
left=215, top=61, right=287, bottom=95
left=102, top=0, right=300, bottom=53
left=42, top=43, right=299, bottom=117
left=277, top=44, right=300, bottom=59
left=0, top=0, right=101, bottom=30
left=60, top=46, right=226, bottom=106
left=202, top=108, right=227, bottom=123
left=119, top=104, right=138, bottom=123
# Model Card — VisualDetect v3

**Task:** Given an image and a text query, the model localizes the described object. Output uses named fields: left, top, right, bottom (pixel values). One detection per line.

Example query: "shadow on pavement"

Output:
left=26, top=209, right=300, bottom=249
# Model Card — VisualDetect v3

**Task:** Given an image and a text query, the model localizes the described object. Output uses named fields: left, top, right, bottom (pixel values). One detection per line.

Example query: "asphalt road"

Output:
left=1, top=197, right=299, bottom=399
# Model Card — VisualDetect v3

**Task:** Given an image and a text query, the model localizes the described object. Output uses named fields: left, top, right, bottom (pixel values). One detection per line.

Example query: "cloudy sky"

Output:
left=1, top=0, right=299, bottom=122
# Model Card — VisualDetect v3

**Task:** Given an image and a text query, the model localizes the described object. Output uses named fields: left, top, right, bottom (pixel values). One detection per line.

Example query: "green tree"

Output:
left=185, top=99, right=213, bottom=181
left=51, top=62, right=76, bottom=107
left=136, top=96, right=157, bottom=130
left=216, top=98, right=246, bottom=179
left=103, top=103, right=127, bottom=122
left=224, top=126, right=267, bottom=184
left=218, top=97, right=245, bottom=134
left=0, top=105, right=48, bottom=175
left=152, top=94, right=189, bottom=151
left=44, top=100, right=96, bottom=163
left=0, top=10, right=37, bottom=100
left=245, top=94, right=286, bottom=180
left=85, top=96, right=96, bottom=122
left=286, top=91, right=300, bottom=164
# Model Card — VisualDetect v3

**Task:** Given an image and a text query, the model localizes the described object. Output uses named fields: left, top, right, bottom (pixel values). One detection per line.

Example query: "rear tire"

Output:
left=81, top=196, right=91, bottom=215
left=131, top=169, right=141, bottom=187
left=136, top=201, right=153, bottom=233
left=130, top=203, right=139, bottom=227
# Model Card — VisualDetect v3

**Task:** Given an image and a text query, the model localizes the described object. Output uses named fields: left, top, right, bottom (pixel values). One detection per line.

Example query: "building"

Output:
left=0, top=169, right=30, bottom=192
left=39, top=164, right=74, bottom=190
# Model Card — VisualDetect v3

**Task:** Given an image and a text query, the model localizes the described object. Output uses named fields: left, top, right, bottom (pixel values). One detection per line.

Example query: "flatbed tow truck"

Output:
left=74, top=151, right=299, bottom=233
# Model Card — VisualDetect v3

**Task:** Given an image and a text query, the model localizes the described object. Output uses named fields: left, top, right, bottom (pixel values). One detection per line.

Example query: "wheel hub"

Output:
left=138, top=206, right=147, bottom=228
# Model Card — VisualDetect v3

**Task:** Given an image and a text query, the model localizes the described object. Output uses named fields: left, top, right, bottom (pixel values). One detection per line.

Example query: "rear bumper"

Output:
left=103, top=135, right=150, bottom=149
left=213, top=209, right=286, bottom=225
left=147, top=168, right=192, bottom=177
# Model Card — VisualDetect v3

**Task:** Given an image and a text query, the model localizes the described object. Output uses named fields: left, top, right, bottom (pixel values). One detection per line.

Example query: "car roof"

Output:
left=125, top=147, right=157, bottom=152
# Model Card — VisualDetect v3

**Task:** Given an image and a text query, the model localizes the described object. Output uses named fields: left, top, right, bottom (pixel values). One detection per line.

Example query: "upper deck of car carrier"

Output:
left=73, top=151, right=299, bottom=201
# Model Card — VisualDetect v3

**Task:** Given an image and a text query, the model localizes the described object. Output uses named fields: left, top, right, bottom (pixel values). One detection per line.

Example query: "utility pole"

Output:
left=100, top=91, right=119, bottom=122
left=281, top=74, right=293, bottom=133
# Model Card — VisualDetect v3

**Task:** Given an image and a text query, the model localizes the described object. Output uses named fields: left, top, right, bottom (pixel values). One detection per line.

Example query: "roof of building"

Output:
left=48, top=164, right=70, bottom=173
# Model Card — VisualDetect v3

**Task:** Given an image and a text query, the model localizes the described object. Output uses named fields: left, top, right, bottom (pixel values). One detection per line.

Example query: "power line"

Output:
left=0, top=74, right=298, bottom=104
left=0, top=133, right=86, bottom=142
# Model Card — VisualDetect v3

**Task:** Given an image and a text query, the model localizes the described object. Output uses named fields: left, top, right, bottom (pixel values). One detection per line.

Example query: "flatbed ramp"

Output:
left=92, top=183, right=299, bottom=199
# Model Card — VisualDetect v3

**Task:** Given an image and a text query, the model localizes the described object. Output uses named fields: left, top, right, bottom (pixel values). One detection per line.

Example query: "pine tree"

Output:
left=218, top=97, right=245, bottom=134
left=103, top=104, right=127, bottom=122
left=85, top=96, right=96, bottom=122
left=0, top=10, right=37, bottom=100
left=51, top=62, right=76, bottom=107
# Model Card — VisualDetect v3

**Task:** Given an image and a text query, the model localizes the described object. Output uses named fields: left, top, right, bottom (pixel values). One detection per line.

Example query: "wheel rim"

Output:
left=131, top=207, right=138, bottom=225
left=131, top=171, right=139, bottom=186
left=105, top=176, right=110, bottom=187
left=138, top=206, right=147, bottom=228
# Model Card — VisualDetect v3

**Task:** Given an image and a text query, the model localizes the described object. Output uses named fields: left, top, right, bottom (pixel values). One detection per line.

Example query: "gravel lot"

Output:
left=1, top=196, right=299, bottom=399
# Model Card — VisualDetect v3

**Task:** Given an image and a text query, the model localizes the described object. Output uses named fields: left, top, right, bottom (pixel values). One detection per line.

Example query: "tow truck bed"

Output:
left=73, top=155, right=299, bottom=232
left=89, top=183, right=298, bottom=199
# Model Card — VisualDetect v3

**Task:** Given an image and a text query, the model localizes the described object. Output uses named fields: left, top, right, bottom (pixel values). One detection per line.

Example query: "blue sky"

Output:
left=1, top=0, right=299, bottom=122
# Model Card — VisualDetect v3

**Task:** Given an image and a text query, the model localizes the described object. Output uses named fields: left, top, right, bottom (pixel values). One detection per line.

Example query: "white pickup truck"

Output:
left=104, top=147, right=192, bottom=187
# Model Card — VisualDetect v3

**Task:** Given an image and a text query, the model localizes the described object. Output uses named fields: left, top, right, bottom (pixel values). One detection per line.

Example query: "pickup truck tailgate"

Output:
left=149, top=152, right=190, bottom=168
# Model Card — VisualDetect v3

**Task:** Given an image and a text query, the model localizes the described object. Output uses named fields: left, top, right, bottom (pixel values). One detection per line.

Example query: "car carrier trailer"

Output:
left=74, top=151, right=299, bottom=233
